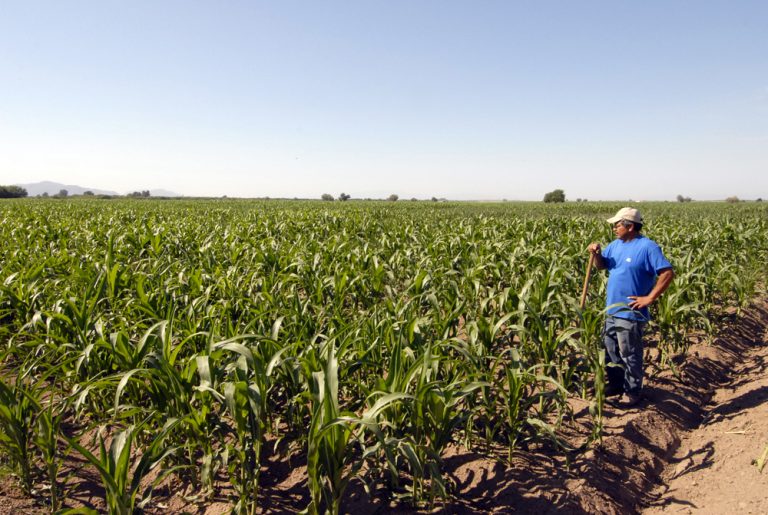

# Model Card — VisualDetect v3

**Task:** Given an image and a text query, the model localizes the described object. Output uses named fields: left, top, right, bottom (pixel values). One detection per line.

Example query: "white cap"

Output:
left=607, top=207, right=643, bottom=224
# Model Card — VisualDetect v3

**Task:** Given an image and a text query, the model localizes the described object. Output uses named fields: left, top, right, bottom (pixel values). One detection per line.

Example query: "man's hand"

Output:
left=627, top=295, right=653, bottom=310
left=587, top=242, right=606, bottom=270
left=628, top=269, right=674, bottom=311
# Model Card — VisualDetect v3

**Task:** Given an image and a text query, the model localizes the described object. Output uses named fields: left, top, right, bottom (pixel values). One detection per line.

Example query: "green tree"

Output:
left=387, top=194, right=399, bottom=202
left=0, top=185, right=28, bottom=198
left=339, top=193, right=351, bottom=201
left=321, top=193, right=335, bottom=201
left=543, top=189, right=565, bottom=203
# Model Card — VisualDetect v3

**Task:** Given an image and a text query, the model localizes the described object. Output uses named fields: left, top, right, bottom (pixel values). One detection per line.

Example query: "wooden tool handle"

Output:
left=580, top=252, right=596, bottom=310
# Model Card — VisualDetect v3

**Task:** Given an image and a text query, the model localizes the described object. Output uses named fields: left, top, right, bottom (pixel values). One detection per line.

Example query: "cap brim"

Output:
left=606, top=215, right=622, bottom=224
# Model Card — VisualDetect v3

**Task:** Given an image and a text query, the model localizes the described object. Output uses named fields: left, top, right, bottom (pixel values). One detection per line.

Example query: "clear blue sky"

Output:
left=1, top=1, right=766, bottom=200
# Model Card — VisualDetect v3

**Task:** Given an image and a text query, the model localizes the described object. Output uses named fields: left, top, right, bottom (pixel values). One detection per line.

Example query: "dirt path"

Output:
left=644, top=313, right=768, bottom=514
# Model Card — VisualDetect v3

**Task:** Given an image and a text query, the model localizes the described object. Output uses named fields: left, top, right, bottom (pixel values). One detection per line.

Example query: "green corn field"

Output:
left=0, top=199, right=766, bottom=514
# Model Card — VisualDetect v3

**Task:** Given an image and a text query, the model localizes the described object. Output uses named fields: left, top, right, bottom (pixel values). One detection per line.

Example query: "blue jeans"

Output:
left=603, top=316, right=646, bottom=396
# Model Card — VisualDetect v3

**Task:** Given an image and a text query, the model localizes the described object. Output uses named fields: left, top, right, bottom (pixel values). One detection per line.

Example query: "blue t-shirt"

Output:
left=602, top=235, right=672, bottom=321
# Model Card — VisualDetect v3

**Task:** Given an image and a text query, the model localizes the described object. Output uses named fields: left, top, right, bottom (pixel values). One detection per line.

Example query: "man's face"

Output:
left=613, top=221, right=633, bottom=240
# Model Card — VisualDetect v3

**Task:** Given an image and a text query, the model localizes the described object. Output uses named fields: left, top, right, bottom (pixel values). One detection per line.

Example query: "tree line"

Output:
left=0, top=185, right=28, bottom=198
left=0, top=186, right=155, bottom=199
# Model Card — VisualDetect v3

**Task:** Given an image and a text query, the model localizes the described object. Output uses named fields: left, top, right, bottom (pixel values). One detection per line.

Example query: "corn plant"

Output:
left=34, top=397, right=67, bottom=512
left=0, top=376, right=39, bottom=494
left=488, top=348, right=535, bottom=459
left=573, top=306, right=608, bottom=444
left=304, top=339, right=409, bottom=515
left=304, top=340, right=350, bottom=515
left=217, top=347, right=266, bottom=513
left=66, top=417, right=183, bottom=515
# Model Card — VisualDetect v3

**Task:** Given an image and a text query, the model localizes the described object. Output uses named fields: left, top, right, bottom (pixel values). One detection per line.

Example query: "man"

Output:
left=588, top=207, right=674, bottom=408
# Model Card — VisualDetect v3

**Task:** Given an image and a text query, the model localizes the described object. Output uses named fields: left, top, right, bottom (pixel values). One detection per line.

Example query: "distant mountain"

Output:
left=15, top=181, right=119, bottom=197
left=14, top=181, right=180, bottom=197
left=149, top=188, right=181, bottom=197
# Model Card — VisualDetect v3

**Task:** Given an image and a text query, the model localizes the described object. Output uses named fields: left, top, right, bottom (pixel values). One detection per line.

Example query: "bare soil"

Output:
left=2, top=299, right=767, bottom=514
left=644, top=310, right=768, bottom=514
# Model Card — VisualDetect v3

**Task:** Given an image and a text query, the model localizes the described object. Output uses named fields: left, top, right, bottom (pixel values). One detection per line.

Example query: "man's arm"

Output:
left=627, top=268, right=675, bottom=310
left=587, top=243, right=607, bottom=270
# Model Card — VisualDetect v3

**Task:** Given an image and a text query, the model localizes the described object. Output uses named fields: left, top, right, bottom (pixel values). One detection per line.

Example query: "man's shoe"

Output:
left=611, top=393, right=642, bottom=409
left=605, top=384, right=624, bottom=398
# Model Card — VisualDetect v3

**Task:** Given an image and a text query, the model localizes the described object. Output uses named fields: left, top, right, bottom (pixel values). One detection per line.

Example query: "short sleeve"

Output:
left=602, top=241, right=617, bottom=269
left=647, top=242, right=672, bottom=274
